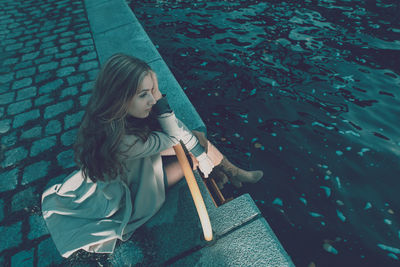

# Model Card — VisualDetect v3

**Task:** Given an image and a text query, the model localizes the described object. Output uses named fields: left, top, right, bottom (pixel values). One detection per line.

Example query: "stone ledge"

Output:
left=84, top=0, right=206, bottom=133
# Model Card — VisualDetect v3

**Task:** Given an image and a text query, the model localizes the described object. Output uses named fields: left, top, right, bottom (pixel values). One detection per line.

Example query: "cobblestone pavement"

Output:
left=0, top=0, right=106, bottom=265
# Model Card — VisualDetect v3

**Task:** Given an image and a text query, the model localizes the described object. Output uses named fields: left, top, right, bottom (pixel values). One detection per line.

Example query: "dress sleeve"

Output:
left=121, top=131, right=178, bottom=160
left=155, top=97, right=205, bottom=157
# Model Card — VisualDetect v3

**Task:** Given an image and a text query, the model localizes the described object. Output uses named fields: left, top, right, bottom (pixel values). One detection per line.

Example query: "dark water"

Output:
left=129, top=0, right=400, bottom=266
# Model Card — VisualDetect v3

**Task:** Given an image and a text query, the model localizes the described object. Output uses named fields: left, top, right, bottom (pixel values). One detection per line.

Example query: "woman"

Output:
left=41, top=53, right=263, bottom=258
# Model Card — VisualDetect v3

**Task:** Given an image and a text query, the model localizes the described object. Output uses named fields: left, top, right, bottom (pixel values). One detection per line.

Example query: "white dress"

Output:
left=41, top=109, right=202, bottom=257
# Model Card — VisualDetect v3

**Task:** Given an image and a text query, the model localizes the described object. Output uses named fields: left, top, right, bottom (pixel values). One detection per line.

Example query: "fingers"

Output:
left=149, top=70, right=162, bottom=101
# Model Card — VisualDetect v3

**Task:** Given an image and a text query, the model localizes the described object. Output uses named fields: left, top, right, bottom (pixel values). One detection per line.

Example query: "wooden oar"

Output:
left=173, top=142, right=213, bottom=241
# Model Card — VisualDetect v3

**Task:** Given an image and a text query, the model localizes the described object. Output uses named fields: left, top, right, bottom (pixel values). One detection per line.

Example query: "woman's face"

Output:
left=128, top=73, right=156, bottom=118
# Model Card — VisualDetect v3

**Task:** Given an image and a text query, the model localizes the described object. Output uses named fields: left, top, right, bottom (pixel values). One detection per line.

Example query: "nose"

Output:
left=149, top=94, right=156, bottom=105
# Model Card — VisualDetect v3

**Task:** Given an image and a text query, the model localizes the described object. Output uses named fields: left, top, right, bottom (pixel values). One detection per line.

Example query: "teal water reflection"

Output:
left=130, top=0, right=400, bottom=266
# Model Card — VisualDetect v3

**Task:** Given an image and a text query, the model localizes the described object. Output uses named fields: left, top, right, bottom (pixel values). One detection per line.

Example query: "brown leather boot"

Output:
left=218, top=157, right=263, bottom=188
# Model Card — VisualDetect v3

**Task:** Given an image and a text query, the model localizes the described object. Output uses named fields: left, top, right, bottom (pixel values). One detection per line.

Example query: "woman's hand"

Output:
left=150, top=70, right=162, bottom=101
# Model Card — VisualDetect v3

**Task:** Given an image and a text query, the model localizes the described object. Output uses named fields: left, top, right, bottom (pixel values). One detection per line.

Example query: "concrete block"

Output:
left=85, top=0, right=137, bottom=34
left=139, top=179, right=204, bottom=265
left=173, top=218, right=294, bottom=267
left=93, top=23, right=160, bottom=65
left=208, top=194, right=261, bottom=236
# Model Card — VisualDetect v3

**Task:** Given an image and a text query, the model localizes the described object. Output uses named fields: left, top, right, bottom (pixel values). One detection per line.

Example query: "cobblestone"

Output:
left=2, top=146, right=28, bottom=168
left=15, top=67, right=36, bottom=79
left=38, top=238, right=64, bottom=266
left=28, top=214, right=49, bottom=240
left=11, top=78, right=32, bottom=90
left=64, top=110, right=84, bottom=130
left=35, top=71, right=52, bottom=83
left=38, top=61, right=59, bottom=73
left=61, top=128, right=78, bottom=146
left=3, top=57, right=19, bottom=66
left=0, top=222, right=22, bottom=251
left=5, top=42, right=23, bottom=51
left=30, top=136, right=57, bottom=157
left=81, top=81, right=93, bottom=92
left=55, top=50, right=72, bottom=59
left=14, top=61, right=33, bottom=71
left=16, top=86, right=37, bottom=101
left=44, top=100, right=73, bottom=119
left=75, top=32, right=91, bottom=40
left=0, top=199, right=3, bottom=221
left=2, top=131, right=17, bottom=147
left=0, top=91, right=15, bottom=105
left=80, top=93, right=91, bottom=106
left=11, top=248, right=34, bottom=266
left=0, top=0, right=103, bottom=263
left=78, top=60, right=98, bottom=71
left=61, top=42, right=77, bottom=50
left=39, top=78, right=63, bottom=94
left=0, top=72, right=14, bottom=83
left=22, top=50, right=40, bottom=61
left=42, top=34, right=57, bottom=43
left=11, top=187, right=38, bottom=212
left=7, top=99, right=32, bottom=115
left=80, top=38, right=94, bottom=46
left=21, top=126, right=42, bottom=139
left=82, top=51, right=97, bottom=61
left=61, top=86, right=78, bottom=98
left=13, top=109, right=40, bottom=128
left=34, top=94, right=53, bottom=106
left=61, top=56, right=79, bottom=66
left=34, top=55, right=52, bottom=65
left=56, top=66, right=75, bottom=77
left=22, top=160, right=50, bottom=185
left=57, top=149, right=75, bottom=168
left=43, top=46, right=58, bottom=55
left=0, top=168, right=18, bottom=193
left=0, top=119, right=11, bottom=134
left=45, top=120, right=61, bottom=135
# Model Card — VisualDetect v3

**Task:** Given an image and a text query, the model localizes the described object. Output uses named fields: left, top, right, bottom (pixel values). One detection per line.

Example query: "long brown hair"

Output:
left=74, top=53, right=153, bottom=182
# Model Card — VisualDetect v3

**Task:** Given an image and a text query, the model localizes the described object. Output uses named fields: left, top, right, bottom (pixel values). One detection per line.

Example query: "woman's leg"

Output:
left=192, top=130, right=263, bottom=188
left=162, top=156, right=185, bottom=188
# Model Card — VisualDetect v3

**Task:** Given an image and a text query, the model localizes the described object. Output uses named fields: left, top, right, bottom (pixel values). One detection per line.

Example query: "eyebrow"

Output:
left=138, top=88, right=152, bottom=94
